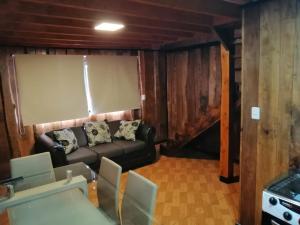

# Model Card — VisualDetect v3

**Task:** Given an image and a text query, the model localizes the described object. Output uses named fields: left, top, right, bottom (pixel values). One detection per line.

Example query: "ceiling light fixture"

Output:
left=94, top=22, right=125, bottom=31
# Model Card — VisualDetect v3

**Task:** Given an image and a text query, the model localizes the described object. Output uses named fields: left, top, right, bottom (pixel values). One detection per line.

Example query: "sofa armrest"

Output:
left=136, top=123, right=156, bottom=145
left=34, top=134, right=67, bottom=167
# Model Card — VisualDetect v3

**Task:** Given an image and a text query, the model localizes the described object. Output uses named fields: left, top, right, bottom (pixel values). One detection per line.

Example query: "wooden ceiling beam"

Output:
left=12, top=12, right=211, bottom=34
left=19, top=0, right=213, bottom=26
left=0, top=38, right=154, bottom=49
left=160, top=33, right=219, bottom=50
left=0, top=20, right=193, bottom=39
left=0, top=31, right=164, bottom=45
left=0, top=41, right=152, bottom=50
left=0, top=29, right=175, bottom=43
left=130, top=0, right=241, bottom=18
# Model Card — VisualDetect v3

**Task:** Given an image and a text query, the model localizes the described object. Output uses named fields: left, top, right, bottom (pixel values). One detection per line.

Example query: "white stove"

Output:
left=262, top=171, right=300, bottom=225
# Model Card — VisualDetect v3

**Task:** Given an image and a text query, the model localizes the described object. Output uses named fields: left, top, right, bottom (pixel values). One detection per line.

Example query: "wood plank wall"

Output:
left=0, top=54, right=11, bottom=179
left=166, top=45, right=221, bottom=146
left=138, top=51, right=168, bottom=142
left=240, top=0, right=300, bottom=224
left=0, top=47, right=167, bottom=158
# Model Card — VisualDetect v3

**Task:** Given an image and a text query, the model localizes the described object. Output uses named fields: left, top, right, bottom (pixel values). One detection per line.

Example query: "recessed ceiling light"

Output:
left=94, top=22, right=125, bottom=31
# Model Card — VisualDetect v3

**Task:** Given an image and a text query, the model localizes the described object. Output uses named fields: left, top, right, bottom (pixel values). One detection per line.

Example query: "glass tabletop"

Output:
left=0, top=171, right=162, bottom=225
left=7, top=189, right=115, bottom=225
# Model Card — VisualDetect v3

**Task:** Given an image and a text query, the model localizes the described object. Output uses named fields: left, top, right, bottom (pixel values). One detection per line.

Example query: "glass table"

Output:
left=0, top=164, right=162, bottom=225
left=7, top=189, right=114, bottom=225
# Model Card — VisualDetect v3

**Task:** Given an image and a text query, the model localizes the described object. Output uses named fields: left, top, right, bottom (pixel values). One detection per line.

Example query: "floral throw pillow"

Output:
left=84, top=121, right=112, bottom=147
left=114, top=120, right=141, bottom=141
left=53, top=129, right=79, bottom=154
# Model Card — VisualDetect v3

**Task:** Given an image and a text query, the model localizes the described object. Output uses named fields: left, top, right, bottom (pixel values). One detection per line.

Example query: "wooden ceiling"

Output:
left=0, top=0, right=249, bottom=50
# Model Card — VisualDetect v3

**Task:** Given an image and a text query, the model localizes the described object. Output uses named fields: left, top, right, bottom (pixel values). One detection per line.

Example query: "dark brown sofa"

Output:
left=34, top=120, right=156, bottom=171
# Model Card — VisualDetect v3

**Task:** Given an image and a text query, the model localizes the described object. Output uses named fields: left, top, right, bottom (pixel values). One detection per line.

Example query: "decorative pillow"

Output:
left=114, top=120, right=141, bottom=141
left=53, top=129, right=79, bottom=154
left=84, top=121, right=111, bottom=147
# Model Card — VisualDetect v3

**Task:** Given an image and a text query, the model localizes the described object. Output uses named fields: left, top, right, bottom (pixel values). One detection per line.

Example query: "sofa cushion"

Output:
left=53, top=129, right=79, bottom=154
left=66, top=147, right=98, bottom=165
left=84, top=121, right=112, bottom=147
left=114, top=140, right=146, bottom=154
left=70, top=127, right=88, bottom=147
left=46, top=126, right=88, bottom=148
left=89, top=143, right=124, bottom=158
left=114, top=120, right=141, bottom=141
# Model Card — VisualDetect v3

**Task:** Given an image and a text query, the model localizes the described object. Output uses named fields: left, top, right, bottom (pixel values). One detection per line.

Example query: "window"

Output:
left=15, top=54, right=140, bottom=125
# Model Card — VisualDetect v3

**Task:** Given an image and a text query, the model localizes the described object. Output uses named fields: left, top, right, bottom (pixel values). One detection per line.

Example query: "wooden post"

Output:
left=219, top=44, right=236, bottom=183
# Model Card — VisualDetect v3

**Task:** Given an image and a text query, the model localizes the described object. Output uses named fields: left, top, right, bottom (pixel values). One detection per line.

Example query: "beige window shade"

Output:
left=15, top=55, right=88, bottom=125
left=86, top=55, right=140, bottom=114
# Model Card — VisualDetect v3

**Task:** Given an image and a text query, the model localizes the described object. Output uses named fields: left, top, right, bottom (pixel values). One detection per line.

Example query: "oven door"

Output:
left=262, top=212, right=291, bottom=225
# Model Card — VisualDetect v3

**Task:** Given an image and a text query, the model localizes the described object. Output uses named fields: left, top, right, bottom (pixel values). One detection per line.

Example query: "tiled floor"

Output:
left=1, top=155, right=240, bottom=225
left=119, top=156, right=240, bottom=225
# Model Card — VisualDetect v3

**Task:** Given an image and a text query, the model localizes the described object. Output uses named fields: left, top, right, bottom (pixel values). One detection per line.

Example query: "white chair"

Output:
left=97, top=157, right=122, bottom=223
left=121, top=171, right=158, bottom=225
left=10, top=152, right=56, bottom=191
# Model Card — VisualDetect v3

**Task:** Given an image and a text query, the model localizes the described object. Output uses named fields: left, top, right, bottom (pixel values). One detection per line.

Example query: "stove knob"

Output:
left=269, top=197, right=277, bottom=205
left=283, top=212, right=292, bottom=221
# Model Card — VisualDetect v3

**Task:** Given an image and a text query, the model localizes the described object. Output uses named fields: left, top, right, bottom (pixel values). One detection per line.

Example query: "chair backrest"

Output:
left=121, top=170, right=158, bottom=225
left=97, top=157, right=122, bottom=222
left=10, top=152, right=56, bottom=191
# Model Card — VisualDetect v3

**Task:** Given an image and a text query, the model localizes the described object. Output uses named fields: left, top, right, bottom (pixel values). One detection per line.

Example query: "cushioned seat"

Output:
left=35, top=121, right=156, bottom=171
left=66, top=147, right=98, bottom=165
left=90, top=143, right=124, bottom=158
left=114, top=140, right=146, bottom=154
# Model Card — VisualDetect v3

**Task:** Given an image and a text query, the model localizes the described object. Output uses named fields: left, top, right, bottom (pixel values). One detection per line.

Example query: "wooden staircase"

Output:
left=163, top=107, right=220, bottom=150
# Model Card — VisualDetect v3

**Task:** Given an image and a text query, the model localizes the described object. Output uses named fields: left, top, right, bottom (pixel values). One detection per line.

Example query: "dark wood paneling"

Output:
left=240, top=1, right=298, bottom=224
left=0, top=55, right=11, bottom=179
left=290, top=0, right=300, bottom=169
left=138, top=51, right=168, bottom=142
left=240, top=5, right=260, bottom=225
left=166, top=45, right=221, bottom=146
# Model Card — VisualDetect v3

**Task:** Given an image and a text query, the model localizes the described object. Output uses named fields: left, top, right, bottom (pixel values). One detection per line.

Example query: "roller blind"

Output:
left=15, top=55, right=88, bottom=125
left=86, top=55, right=140, bottom=114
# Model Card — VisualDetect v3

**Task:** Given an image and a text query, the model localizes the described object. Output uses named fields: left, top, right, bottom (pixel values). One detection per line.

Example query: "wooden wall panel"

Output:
left=166, top=45, right=221, bottom=146
left=0, top=54, right=11, bottom=179
left=138, top=51, right=168, bottom=142
left=240, top=5, right=260, bottom=225
left=240, top=1, right=298, bottom=224
left=0, top=48, right=29, bottom=158
left=290, top=0, right=300, bottom=168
